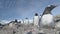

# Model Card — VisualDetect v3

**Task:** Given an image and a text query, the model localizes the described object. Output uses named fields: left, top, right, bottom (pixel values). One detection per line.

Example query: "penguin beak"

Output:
left=50, top=5, right=58, bottom=8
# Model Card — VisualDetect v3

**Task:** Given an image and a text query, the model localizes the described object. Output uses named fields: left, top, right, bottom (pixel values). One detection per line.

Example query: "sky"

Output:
left=0, top=0, right=60, bottom=21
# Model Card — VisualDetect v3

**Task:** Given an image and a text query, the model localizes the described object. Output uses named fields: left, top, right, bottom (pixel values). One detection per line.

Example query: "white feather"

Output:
left=41, top=14, right=54, bottom=26
left=34, top=16, right=39, bottom=26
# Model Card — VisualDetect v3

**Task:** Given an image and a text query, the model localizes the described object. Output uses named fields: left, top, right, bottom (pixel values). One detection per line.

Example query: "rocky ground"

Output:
left=0, top=23, right=60, bottom=34
left=0, top=14, right=60, bottom=34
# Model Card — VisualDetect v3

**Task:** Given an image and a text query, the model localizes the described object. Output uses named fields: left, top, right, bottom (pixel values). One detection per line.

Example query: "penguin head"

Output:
left=25, top=17, right=28, bottom=19
left=46, top=5, right=57, bottom=11
left=42, top=5, right=57, bottom=15
left=35, top=13, right=38, bottom=16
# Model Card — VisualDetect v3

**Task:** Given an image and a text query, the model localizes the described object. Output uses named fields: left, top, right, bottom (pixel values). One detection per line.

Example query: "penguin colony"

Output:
left=0, top=5, right=60, bottom=34
left=8, top=5, right=57, bottom=29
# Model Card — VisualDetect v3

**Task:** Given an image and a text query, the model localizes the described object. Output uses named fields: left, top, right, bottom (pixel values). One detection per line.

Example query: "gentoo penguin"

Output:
left=33, top=13, right=39, bottom=26
left=24, top=17, right=29, bottom=25
left=40, top=5, right=57, bottom=28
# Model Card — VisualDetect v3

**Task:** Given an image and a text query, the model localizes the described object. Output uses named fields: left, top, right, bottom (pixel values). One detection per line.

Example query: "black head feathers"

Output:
left=42, top=5, right=57, bottom=15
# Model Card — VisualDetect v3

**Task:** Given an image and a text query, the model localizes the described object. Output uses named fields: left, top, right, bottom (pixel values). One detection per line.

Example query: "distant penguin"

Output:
left=40, top=5, right=57, bottom=28
left=33, top=13, right=39, bottom=26
left=24, top=17, right=29, bottom=25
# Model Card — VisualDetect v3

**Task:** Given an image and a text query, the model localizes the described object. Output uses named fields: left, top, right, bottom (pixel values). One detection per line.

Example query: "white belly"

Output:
left=41, top=14, right=54, bottom=26
left=34, top=16, right=39, bottom=26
